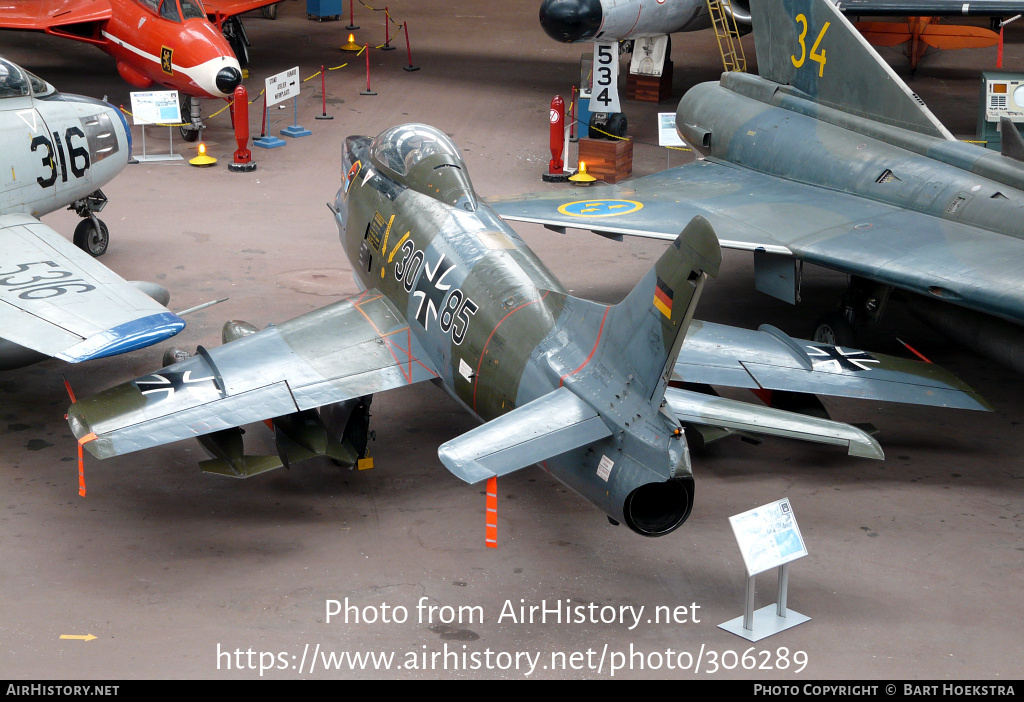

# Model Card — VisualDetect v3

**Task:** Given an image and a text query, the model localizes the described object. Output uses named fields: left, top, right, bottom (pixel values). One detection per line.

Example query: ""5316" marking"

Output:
left=0, top=261, right=95, bottom=299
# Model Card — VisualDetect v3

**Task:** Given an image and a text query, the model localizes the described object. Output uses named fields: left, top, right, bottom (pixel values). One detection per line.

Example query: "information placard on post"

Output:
left=129, top=90, right=183, bottom=162
left=720, top=498, right=810, bottom=642
left=657, top=113, right=686, bottom=147
left=729, top=498, right=807, bottom=576
left=129, top=90, right=181, bottom=125
left=266, top=67, right=300, bottom=107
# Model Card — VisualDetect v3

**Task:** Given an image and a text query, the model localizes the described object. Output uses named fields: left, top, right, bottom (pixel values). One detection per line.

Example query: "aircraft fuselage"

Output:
left=334, top=128, right=693, bottom=534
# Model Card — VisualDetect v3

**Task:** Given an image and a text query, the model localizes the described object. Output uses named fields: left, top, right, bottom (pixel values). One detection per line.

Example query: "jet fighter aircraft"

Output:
left=67, top=123, right=987, bottom=537
left=540, top=0, right=1024, bottom=136
left=498, top=0, right=1024, bottom=375
left=0, top=56, right=184, bottom=370
left=0, top=0, right=281, bottom=140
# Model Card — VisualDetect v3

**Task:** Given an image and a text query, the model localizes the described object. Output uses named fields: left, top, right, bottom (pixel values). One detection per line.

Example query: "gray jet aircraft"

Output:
left=67, top=123, right=987, bottom=536
left=540, top=0, right=1024, bottom=135
left=0, top=56, right=184, bottom=370
left=497, top=0, right=1024, bottom=373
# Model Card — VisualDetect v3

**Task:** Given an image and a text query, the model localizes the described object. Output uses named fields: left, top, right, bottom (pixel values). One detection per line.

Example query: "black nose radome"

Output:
left=539, top=0, right=603, bottom=43
left=216, top=67, right=242, bottom=94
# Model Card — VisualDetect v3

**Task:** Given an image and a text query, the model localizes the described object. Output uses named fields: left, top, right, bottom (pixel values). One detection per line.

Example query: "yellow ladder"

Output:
left=706, top=0, right=747, bottom=73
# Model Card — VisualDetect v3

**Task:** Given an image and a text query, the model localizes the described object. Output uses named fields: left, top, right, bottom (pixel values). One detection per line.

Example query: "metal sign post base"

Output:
left=719, top=564, right=810, bottom=642
left=134, top=126, right=184, bottom=163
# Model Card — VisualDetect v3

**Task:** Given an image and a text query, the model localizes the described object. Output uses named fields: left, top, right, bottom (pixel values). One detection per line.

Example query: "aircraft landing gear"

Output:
left=179, top=95, right=206, bottom=143
left=812, top=277, right=893, bottom=347
left=68, top=190, right=110, bottom=257
left=221, top=16, right=251, bottom=67
left=589, top=112, right=628, bottom=139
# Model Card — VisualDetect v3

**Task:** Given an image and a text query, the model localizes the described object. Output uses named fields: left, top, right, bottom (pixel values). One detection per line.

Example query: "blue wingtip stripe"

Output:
left=59, top=313, right=186, bottom=363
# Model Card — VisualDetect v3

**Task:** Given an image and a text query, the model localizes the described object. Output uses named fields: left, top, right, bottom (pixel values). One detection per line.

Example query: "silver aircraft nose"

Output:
left=539, top=0, right=603, bottom=43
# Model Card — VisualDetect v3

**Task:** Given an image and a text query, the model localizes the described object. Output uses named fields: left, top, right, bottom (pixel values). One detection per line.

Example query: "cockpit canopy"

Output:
left=0, top=58, right=53, bottom=99
left=369, top=124, right=478, bottom=211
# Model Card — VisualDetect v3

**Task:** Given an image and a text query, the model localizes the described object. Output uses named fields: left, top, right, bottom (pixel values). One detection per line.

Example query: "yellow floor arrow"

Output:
left=59, top=635, right=97, bottom=642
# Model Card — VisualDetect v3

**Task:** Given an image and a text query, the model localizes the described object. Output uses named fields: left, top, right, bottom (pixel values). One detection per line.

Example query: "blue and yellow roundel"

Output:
left=556, top=199, right=643, bottom=217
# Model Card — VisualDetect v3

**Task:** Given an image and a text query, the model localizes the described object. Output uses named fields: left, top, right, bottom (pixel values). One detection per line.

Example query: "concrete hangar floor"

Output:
left=0, top=0, right=1021, bottom=681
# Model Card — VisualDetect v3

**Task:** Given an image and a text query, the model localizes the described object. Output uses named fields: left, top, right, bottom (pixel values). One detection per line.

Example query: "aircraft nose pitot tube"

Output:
left=539, top=0, right=603, bottom=43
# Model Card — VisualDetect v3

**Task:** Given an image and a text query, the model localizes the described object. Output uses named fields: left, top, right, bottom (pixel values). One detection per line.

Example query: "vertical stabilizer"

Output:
left=752, top=0, right=954, bottom=140
left=597, top=216, right=722, bottom=403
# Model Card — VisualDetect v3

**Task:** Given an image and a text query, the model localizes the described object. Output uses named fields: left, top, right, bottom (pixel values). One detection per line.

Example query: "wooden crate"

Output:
left=577, top=137, right=633, bottom=184
left=624, top=60, right=673, bottom=103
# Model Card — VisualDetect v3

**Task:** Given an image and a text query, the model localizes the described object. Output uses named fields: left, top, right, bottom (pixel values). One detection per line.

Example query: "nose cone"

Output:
left=216, top=66, right=242, bottom=95
left=539, top=0, right=603, bottom=43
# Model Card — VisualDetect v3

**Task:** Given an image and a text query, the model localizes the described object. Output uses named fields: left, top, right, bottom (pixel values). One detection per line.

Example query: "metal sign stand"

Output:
left=135, top=125, right=184, bottom=163
left=719, top=564, right=810, bottom=642
left=718, top=497, right=811, bottom=642
left=281, top=94, right=311, bottom=138
left=130, top=90, right=185, bottom=163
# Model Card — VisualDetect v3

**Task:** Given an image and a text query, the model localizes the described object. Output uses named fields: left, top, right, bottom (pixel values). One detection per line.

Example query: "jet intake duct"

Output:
left=721, top=0, right=752, bottom=26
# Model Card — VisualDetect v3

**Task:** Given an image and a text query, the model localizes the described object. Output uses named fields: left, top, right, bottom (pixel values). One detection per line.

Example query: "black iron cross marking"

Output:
left=806, top=345, right=880, bottom=373
left=412, top=253, right=456, bottom=331
left=135, top=370, right=218, bottom=399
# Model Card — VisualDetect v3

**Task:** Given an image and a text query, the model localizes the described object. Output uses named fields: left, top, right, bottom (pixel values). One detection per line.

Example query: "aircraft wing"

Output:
left=0, top=0, right=112, bottom=35
left=674, top=320, right=991, bottom=411
left=202, top=0, right=280, bottom=17
left=0, top=213, right=183, bottom=363
left=835, top=1, right=1024, bottom=16
left=68, top=290, right=440, bottom=458
left=489, top=160, right=1024, bottom=326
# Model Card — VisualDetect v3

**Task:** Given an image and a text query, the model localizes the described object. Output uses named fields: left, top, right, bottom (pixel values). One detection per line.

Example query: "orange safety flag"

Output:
left=998, top=27, right=1005, bottom=68
left=77, top=432, right=96, bottom=498
left=485, top=476, right=497, bottom=548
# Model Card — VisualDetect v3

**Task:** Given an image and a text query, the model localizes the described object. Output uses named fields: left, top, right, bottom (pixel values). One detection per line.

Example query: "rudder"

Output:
left=751, top=0, right=953, bottom=139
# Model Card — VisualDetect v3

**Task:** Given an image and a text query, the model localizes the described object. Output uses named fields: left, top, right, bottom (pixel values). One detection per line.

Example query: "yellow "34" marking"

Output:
left=790, top=14, right=830, bottom=77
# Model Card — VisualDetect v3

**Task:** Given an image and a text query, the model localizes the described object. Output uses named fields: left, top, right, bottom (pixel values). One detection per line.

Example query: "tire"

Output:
left=179, top=95, right=199, bottom=142
left=606, top=112, right=628, bottom=137
left=813, top=311, right=855, bottom=347
left=73, top=219, right=109, bottom=257
left=261, top=2, right=278, bottom=19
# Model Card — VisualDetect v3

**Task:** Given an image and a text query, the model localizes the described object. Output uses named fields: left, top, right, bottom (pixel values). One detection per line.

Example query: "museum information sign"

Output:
left=728, top=498, right=807, bottom=576
left=129, top=90, right=181, bottom=125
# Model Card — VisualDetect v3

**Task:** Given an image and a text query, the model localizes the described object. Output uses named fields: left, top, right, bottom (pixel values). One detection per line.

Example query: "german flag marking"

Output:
left=653, top=276, right=673, bottom=318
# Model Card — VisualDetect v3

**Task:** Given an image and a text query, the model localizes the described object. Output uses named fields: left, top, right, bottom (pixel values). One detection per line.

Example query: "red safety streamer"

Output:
left=998, top=27, right=1004, bottom=68
left=485, top=476, right=497, bottom=548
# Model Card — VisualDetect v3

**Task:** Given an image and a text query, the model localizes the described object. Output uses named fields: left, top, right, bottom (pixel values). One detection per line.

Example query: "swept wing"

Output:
left=69, top=289, right=439, bottom=458
left=488, top=161, right=1024, bottom=326
left=0, top=213, right=183, bottom=363
left=0, top=0, right=112, bottom=43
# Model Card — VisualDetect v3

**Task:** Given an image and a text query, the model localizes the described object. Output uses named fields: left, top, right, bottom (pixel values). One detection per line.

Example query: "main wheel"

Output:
left=179, top=95, right=199, bottom=142
left=813, top=311, right=855, bottom=347
left=73, top=218, right=109, bottom=257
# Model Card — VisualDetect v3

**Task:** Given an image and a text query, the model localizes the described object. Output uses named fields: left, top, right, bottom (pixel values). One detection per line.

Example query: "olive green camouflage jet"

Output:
left=67, top=123, right=988, bottom=537
left=493, top=0, right=1024, bottom=374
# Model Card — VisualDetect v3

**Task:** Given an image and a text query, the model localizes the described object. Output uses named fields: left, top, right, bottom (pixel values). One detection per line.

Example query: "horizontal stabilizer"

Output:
left=665, top=387, right=883, bottom=460
left=673, top=321, right=991, bottom=411
left=438, top=387, right=611, bottom=484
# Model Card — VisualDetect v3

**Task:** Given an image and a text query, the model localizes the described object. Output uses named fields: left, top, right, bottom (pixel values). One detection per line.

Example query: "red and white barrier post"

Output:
left=228, top=85, right=256, bottom=172
left=543, top=95, right=569, bottom=182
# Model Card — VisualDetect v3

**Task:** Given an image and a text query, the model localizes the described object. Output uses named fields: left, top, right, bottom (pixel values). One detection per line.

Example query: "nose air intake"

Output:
left=216, top=67, right=242, bottom=94
left=539, top=0, right=603, bottom=43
